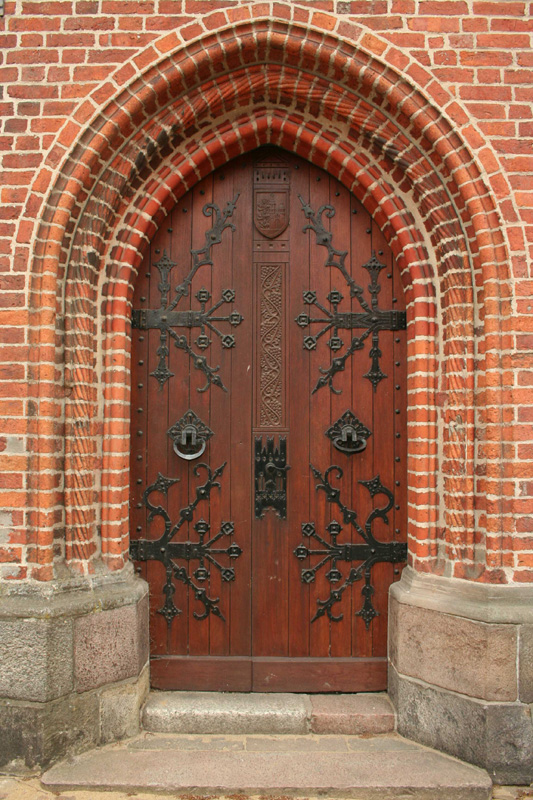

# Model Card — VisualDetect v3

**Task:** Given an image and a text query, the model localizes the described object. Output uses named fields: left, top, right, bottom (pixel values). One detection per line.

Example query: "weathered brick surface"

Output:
left=0, top=1, right=531, bottom=585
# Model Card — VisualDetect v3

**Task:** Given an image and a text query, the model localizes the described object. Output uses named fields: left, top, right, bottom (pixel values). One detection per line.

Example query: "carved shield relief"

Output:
left=254, top=157, right=290, bottom=238
left=254, top=190, right=289, bottom=238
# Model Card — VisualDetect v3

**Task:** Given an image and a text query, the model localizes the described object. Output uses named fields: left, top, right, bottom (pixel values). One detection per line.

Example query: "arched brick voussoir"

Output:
left=90, top=117, right=447, bottom=576
left=29, top=18, right=507, bottom=293
left=24, top=13, right=510, bottom=580
left=98, top=113, right=435, bottom=310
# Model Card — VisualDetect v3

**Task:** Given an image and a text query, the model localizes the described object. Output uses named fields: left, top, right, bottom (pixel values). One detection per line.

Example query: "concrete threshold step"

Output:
left=41, top=731, right=493, bottom=799
left=142, top=690, right=396, bottom=735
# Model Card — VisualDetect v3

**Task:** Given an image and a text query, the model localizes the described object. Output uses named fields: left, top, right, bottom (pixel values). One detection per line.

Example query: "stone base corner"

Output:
left=388, top=567, right=533, bottom=785
left=0, top=574, right=149, bottom=773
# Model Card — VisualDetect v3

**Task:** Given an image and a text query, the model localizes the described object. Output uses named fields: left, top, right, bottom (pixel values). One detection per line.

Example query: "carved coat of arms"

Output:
left=254, top=190, right=289, bottom=239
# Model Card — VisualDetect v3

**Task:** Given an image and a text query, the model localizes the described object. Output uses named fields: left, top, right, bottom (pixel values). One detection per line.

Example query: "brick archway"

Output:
left=26, top=16, right=509, bottom=584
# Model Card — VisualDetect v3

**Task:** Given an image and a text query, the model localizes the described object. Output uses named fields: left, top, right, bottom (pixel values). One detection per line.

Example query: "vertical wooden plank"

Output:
left=145, top=211, right=174, bottom=658
left=287, top=154, right=311, bottom=659
left=165, top=196, right=193, bottom=658
left=368, top=220, right=396, bottom=659
left=349, top=196, right=374, bottom=660
left=228, top=154, right=253, bottom=665
left=327, top=174, right=353, bottom=659
left=308, top=162, right=332, bottom=659
left=208, top=165, right=237, bottom=657
left=251, top=151, right=291, bottom=660
left=186, top=174, right=215, bottom=658
left=393, top=248, right=408, bottom=588
left=129, top=237, right=150, bottom=627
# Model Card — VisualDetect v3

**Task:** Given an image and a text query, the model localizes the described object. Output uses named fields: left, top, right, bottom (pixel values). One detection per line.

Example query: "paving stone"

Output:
left=128, top=734, right=245, bottom=751
left=245, top=734, right=348, bottom=751
left=142, top=691, right=310, bottom=734
left=310, top=692, right=395, bottom=734
left=346, top=734, right=421, bottom=752
left=41, top=733, right=493, bottom=799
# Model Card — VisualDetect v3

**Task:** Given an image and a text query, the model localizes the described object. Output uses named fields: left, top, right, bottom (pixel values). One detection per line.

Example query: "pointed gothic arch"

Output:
left=25, top=15, right=509, bottom=584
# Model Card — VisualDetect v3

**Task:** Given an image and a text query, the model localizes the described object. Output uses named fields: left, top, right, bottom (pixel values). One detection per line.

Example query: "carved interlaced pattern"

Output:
left=259, top=264, right=283, bottom=427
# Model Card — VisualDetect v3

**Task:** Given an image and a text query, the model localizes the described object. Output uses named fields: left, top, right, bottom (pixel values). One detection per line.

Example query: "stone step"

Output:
left=142, top=690, right=395, bottom=735
left=41, top=731, right=493, bottom=799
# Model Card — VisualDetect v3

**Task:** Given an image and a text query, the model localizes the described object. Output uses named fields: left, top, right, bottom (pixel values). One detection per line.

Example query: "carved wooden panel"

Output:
left=253, top=157, right=290, bottom=239
left=258, top=263, right=283, bottom=428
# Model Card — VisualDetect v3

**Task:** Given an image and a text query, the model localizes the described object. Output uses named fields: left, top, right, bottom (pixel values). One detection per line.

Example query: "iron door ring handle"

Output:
left=332, top=434, right=368, bottom=455
left=173, top=439, right=206, bottom=461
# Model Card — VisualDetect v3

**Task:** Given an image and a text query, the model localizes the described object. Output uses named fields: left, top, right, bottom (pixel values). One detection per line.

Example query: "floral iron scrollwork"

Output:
left=131, top=196, right=243, bottom=392
left=295, top=196, right=406, bottom=394
left=167, top=409, right=214, bottom=461
left=293, top=464, right=406, bottom=628
left=325, top=409, right=372, bottom=455
left=129, top=462, right=242, bottom=625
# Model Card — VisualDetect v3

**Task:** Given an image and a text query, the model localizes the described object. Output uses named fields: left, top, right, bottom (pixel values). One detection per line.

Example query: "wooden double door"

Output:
left=130, top=148, right=407, bottom=692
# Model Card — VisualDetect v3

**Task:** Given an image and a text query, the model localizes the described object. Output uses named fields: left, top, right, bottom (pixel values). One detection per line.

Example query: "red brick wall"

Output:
left=0, top=1, right=531, bottom=585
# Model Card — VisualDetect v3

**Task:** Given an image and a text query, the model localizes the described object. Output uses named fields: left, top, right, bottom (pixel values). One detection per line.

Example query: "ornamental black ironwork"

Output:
left=131, top=196, right=243, bottom=392
left=255, top=436, right=290, bottom=519
left=294, top=464, right=406, bottom=628
left=167, top=409, right=213, bottom=460
left=129, top=463, right=242, bottom=625
left=325, top=409, right=372, bottom=455
left=295, top=195, right=406, bottom=394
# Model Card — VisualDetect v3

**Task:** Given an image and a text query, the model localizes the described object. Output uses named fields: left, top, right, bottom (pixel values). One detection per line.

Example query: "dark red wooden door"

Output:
left=130, top=148, right=407, bottom=692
